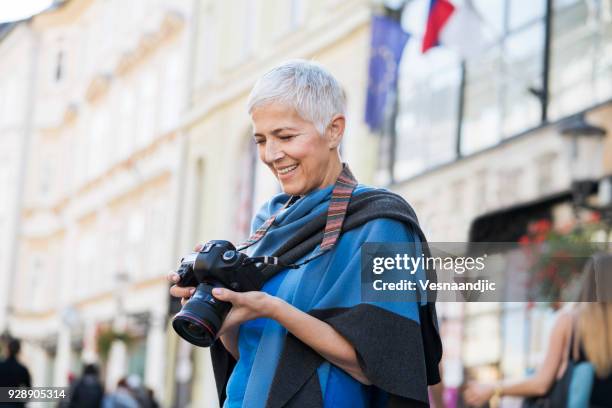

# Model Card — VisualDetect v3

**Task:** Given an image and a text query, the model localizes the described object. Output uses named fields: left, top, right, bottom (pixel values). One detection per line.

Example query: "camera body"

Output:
left=172, top=240, right=267, bottom=347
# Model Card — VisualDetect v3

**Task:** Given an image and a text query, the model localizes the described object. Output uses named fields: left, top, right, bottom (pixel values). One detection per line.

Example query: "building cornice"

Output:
left=85, top=74, right=112, bottom=104
left=115, top=11, right=185, bottom=78
left=32, top=0, right=95, bottom=29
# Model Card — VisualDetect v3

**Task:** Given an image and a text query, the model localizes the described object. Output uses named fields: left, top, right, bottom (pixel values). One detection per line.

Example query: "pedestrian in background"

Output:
left=68, top=363, right=104, bottom=408
left=126, top=374, right=153, bottom=408
left=465, top=253, right=612, bottom=407
left=102, top=378, right=139, bottom=408
left=0, top=338, right=31, bottom=408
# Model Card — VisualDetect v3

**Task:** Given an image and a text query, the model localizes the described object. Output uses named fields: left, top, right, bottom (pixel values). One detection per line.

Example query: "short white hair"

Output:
left=247, top=59, right=346, bottom=134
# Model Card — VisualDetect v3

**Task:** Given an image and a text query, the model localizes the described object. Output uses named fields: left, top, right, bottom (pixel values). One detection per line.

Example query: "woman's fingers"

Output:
left=166, top=271, right=180, bottom=284
left=212, top=287, right=236, bottom=302
left=170, top=285, right=196, bottom=299
left=193, top=243, right=204, bottom=251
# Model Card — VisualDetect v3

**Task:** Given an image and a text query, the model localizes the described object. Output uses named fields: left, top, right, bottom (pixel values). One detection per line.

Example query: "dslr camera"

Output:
left=171, top=240, right=267, bottom=347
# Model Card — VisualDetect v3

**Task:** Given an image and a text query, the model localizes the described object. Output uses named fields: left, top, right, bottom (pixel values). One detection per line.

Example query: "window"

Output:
left=290, top=0, right=306, bottom=29
left=75, top=234, right=96, bottom=299
left=394, top=0, right=462, bottom=179
left=136, top=70, right=158, bottom=148
left=462, top=0, right=545, bottom=154
left=126, top=212, right=145, bottom=279
left=3, top=78, right=21, bottom=125
left=536, top=152, right=557, bottom=195
left=396, top=42, right=461, bottom=178
left=118, top=87, right=136, bottom=158
left=549, top=0, right=612, bottom=119
left=55, top=51, right=64, bottom=82
left=88, top=107, right=110, bottom=178
left=146, top=198, right=169, bottom=275
left=127, top=337, right=147, bottom=378
left=234, top=138, right=258, bottom=240
left=38, top=157, right=53, bottom=197
left=242, top=0, right=259, bottom=59
left=160, top=54, right=182, bottom=133
left=195, top=2, right=219, bottom=89
left=29, top=256, right=45, bottom=311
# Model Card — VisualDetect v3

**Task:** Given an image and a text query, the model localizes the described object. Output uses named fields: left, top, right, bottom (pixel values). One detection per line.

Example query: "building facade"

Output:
left=0, top=22, right=37, bottom=339
left=2, top=0, right=193, bottom=400
left=390, top=0, right=612, bottom=398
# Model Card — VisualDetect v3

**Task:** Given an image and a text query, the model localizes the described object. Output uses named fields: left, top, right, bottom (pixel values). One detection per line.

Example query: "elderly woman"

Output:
left=168, top=60, right=442, bottom=407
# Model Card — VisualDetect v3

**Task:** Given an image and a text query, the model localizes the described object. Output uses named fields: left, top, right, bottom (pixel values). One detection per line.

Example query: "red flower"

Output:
left=537, top=220, right=552, bottom=233
left=587, top=211, right=602, bottom=223
left=519, top=235, right=530, bottom=245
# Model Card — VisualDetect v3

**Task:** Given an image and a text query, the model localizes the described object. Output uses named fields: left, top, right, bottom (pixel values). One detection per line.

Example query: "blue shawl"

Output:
left=217, top=184, right=440, bottom=407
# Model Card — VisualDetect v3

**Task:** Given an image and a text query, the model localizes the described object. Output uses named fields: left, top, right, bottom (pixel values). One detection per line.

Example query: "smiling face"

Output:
left=251, top=102, right=344, bottom=196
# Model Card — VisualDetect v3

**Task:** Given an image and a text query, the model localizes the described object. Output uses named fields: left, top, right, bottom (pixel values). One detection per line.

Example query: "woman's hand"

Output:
left=464, top=383, right=495, bottom=407
left=167, top=243, right=203, bottom=305
left=212, top=288, right=280, bottom=337
left=167, top=272, right=195, bottom=305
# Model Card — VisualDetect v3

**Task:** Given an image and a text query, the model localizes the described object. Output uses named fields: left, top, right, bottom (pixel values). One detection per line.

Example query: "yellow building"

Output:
left=3, top=0, right=193, bottom=399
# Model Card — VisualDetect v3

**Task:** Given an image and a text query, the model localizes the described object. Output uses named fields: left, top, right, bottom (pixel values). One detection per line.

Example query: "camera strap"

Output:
left=236, top=163, right=358, bottom=268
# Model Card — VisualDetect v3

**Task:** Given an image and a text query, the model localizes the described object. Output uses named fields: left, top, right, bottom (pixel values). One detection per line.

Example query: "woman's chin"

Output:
left=280, top=182, right=306, bottom=196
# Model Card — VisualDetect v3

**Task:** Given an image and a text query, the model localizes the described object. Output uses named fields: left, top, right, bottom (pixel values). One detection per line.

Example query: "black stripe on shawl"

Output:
left=265, top=304, right=431, bottom=408
left=210, top=340, right=236, bottom=404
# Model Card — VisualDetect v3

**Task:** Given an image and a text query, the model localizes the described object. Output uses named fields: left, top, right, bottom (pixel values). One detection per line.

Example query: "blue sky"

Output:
left=0, top=0, right=54, bottom=24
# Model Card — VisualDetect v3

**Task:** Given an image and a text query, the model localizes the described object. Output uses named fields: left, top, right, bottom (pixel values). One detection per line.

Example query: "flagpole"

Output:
left=541, top=0, right=552, bottom=123
left=388, top=89, right=398, bottom=184
left=455, top=60, right=466, bottom=158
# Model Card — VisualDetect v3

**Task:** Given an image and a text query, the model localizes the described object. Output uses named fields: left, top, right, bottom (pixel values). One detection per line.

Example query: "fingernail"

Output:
left=189, top=288, right=196, bottom=295
left=172, top=275, right=179, bottom=283
left=212, top=288, right=223, bottom=296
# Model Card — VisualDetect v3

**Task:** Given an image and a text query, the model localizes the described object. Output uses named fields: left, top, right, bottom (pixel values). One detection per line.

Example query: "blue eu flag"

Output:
left=365, top=15, right=409, bottom=132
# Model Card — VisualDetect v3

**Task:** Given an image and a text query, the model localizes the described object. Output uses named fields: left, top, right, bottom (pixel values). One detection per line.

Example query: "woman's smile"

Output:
left=276, top=163, right=299, bottom=178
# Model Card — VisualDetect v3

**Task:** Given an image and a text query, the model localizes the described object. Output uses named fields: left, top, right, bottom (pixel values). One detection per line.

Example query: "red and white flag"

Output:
left=422, top=0, right=486, bottom=59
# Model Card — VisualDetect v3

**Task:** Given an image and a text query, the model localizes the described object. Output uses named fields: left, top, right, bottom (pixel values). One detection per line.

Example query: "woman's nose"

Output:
left=264, top=139, right=285, bottom=163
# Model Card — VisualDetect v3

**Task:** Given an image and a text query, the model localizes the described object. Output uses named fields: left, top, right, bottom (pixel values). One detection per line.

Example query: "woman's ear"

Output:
left=327, top=114, right=345, bottom=149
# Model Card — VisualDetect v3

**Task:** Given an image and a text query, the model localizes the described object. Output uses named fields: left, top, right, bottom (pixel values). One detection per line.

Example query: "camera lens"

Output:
left=173, top=314, right=215, bottom=346
left=186, top=323, right=204, bottom=336
left=172, top=283, right=231, bottom=347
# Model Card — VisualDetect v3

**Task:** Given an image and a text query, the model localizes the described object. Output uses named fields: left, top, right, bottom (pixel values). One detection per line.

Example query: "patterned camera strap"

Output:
left=237, top=164, right=358, bottom=266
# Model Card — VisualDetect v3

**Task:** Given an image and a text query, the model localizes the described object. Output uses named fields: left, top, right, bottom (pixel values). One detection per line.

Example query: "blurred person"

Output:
left=168, top=60, right=442, bottom=407
left=0, top=338, right=31, bottom=408
left=125, top=374, right=151, bottom=408
left=102, top=378, right=138, bottom=408
left=145, top=388, right=159, bottom=408
left=465, top=253, right=612, bottom=407
left=68, top=363, right=104, bottom=408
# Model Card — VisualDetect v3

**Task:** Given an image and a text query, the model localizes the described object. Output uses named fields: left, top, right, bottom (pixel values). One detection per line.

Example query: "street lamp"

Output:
left=559, top=113, right=611, bottom=222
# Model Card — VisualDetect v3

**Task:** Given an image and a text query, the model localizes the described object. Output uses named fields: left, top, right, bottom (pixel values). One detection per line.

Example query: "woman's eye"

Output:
left=279, top=135, right=297, bottom=141
left=254, top=139, right=265, bottom=145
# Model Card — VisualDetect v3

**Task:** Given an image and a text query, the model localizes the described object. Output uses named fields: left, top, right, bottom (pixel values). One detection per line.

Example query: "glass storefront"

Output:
left=393, top=0, right=612, bottom=180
